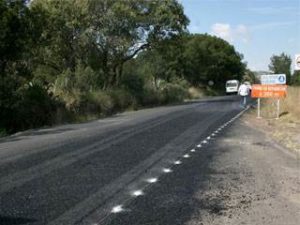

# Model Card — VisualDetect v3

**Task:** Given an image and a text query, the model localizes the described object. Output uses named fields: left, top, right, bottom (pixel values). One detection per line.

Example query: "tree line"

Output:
left=0, top=0, right=246, bottom=135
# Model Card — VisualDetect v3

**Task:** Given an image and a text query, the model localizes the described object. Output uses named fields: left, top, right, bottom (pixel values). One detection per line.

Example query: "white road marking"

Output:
left=163, top=168, right=172, bottom=173
left=197, top=144, right=202, bottom=148
left=202, top=140, right=208, bottom=144
left=146, top=178, right=158, bottom=183
left=131, top=190, right=144, bottom=197
left=174, top=160, right=182, bottom=165
left=206, top=136, right=211, bottom=140
left=183, top=154, right=190, bottom=158
left=190, top=149, right=196, bottom=152
left=111, top=205, right=124, bottom=213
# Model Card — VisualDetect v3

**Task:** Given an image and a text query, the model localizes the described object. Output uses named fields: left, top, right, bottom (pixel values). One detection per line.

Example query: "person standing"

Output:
left=238, top=82, right=250, bottom=107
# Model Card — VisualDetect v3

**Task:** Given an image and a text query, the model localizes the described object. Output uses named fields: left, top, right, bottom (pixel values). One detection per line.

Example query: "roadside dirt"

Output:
left=186, top=118, right=300, bottom=225
left=243, top=110, right=300, bottom=153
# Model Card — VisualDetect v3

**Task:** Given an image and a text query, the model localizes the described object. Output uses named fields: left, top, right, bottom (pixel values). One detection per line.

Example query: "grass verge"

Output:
left=245, top=86, right=300, bottom=152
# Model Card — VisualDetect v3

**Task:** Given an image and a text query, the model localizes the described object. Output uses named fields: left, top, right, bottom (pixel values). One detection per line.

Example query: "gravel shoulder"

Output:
left=188, top=118, right=300, bottom=225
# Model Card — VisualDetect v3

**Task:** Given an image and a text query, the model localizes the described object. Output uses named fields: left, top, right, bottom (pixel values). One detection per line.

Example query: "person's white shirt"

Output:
left=238, top=84, right=249, bottom=96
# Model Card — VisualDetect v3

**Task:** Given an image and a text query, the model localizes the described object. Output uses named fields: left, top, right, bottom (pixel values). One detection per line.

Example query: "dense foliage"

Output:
left=0, top=0, right=246, bottom=135
left=182, top=34, right=245, bottom=88
left=269, top=53, right=292, bottom=84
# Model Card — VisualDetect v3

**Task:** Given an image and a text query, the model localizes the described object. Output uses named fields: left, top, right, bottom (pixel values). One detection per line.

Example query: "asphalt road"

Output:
left=2, top=96, right=297, bottom=225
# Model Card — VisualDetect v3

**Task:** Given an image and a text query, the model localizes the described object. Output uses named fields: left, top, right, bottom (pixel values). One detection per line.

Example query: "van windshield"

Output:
left=226, top=82, right=238, bottom=87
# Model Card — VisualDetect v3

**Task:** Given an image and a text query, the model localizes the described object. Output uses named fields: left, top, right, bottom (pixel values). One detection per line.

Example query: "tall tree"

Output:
left=133, top=35, right=186, bottom=89
left=31, top=0, right=189, bottom=89
left=269, top=53, right=292, bottom=84
left=292, top=70, right=300, bottom=85
left=86, top=0, right=189, bottom=88
left=182, top=34, right=245, bottom=89
left=243, top=69, right=259, bottom=84
left=0, top=0, right=35, bottom=131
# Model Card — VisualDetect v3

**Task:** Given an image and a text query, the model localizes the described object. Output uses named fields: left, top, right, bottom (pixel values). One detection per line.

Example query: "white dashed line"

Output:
left=111, top=205, right=124, bottom=213
left=146, top=178, right=158, bottom=183
left=163, top=168, right=172, bottom=173
left=183, top=154, right=190, bottom=158
left=174, top=160, right=182, bottom=165
left=202, top=140, right=208, bottom=144
left=197, top=144, right=202, bottom=148
left=131, top=190, right=144, bottom=197
left=190, top=149, right=196, bottom=152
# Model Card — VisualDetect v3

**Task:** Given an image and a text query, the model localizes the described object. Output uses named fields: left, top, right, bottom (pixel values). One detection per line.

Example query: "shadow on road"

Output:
left=0, top=127, right=75, bottom=144
left=0, top=216, right=37, bottom=225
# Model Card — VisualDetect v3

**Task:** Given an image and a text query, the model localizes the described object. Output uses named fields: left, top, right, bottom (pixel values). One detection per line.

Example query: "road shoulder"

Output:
left=188, top=118, right=300, bottom=225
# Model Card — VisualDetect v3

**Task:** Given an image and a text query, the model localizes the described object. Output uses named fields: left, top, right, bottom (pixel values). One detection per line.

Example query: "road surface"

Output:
left=0, top=96, right=298, bottom=225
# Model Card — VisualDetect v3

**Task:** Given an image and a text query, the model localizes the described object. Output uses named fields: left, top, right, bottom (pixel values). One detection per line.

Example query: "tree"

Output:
left=182, top=34, right=245, bottom=89
left=243, top=69, right=259, bottom=84
left=86, top=0, right=189, bottom=88
left=0, top=0, right=34, bottom=131
left=133, top=35, right=186, bottom=89
left=292, top=70, right=300, bottom=85
left=31, top=0, right=189, bottom=89
left=268, top=53, right=292, bottom=84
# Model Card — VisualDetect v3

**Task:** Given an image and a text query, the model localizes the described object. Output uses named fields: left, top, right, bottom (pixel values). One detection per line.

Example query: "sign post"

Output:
left=276, top=99, right=280, bottom=119
left=257, top=98, right=261, bottom=118
left=251, top=84, right=287, bottom=119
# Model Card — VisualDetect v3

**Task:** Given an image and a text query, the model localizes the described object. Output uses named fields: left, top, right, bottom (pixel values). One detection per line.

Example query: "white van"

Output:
left=225, top=80, right=239, bottom=94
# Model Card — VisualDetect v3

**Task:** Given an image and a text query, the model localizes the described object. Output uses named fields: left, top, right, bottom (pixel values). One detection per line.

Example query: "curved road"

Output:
left=0, top=96, right=247, bottom=225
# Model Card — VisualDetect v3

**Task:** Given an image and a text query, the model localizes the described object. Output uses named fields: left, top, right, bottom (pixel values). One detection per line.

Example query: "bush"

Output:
left=0, top=128, right=7, bottom=137
left=188, top=87, right=205, bottom=99
left=161, top=83, right=188, bottom=104
left=108, top=89, right=133, bottom=111
left=140, top=87, right=164, bottom=106
left=80, top=91, right=114, bottom=116
left=5, top=84, right=59, bottom=132
left=121, top=72, right=145, bottom=103
left=292, top=71, right=300, bottom=86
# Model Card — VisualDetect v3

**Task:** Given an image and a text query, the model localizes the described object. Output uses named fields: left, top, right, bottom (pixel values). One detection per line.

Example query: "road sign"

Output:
left=260, top=74, right=286, bottom=85
left=295, top=54, right=300, bottom=71
left=251, top=84, right=287, bottom=98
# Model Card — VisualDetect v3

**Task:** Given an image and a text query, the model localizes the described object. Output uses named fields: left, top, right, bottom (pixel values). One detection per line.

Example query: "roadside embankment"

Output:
left=244, top=86, right=300, bottom=153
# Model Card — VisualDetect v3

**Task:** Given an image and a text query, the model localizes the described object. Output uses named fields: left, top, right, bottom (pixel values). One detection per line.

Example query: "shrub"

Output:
left=188, top=87, right=205, bottom=99
left=161, top=83, right=188, bottom=104
left=8, top=84, right=59, bottom=132
left=108, top=89, right=133, bottom=111
left=140, top=87, right=164, bottom=106
left=0, top=128, right=7, bottom=137
left=121, top=73, right=145, bottom=103
left=80, top=91, right=114, bottom=116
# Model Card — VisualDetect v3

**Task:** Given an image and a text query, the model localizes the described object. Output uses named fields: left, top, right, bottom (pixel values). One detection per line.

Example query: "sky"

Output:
left=180, top=0, right=300, bottom=71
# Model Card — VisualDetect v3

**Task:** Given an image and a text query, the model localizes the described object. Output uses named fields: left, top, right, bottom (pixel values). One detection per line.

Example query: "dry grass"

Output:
left=280, top=86, right=300, bottom=121
left=246, top=86, right=300, bottom=152
left=259, top=86, right=300, bottom=121
left=188, top=87, right=206, bottom=99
